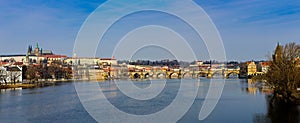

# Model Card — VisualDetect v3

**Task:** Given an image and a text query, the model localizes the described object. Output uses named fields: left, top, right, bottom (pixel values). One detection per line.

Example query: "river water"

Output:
left=0, top=78, right=299, bottom=123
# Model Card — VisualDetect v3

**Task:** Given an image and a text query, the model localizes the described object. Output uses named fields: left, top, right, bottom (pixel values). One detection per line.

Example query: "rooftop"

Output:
left=0, top=54, right=35, bottom=57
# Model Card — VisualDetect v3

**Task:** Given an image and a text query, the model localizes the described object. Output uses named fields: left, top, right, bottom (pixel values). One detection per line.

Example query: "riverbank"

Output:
left=0, top=79, right=104, bottom=89
left=0, top=79, right=70, bottom=89
left=0, top=84, right=36, bottom=89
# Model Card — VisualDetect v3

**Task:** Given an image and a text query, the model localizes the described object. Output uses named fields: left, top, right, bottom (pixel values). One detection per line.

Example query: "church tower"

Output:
left=34, top=42, right=40, bottom=56
left=273, top=42, right=283, bottom=62
left=27, top=45, right=32, bottom=55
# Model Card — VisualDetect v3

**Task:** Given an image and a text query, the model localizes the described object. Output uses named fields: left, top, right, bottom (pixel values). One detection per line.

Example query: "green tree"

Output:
left=265, top=42, right=300, bottom=104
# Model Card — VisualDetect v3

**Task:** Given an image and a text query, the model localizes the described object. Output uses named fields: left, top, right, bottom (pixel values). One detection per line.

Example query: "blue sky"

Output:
left=0, top=0, right=300, bottom=61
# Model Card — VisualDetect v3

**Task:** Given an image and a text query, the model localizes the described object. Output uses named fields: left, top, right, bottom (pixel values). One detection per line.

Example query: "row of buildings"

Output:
left=239, top=61, right=270, bottom=78
left=240, top=43, right=300, bottom=78
left=0, top=43, right=118, bottom=66
left=192, top=60, right=270, bottom=78
left=0, top=43, right=67, bottom=65
left=1, top=43, right=299, bottom=83
left=0, top=43, right=118, bottom=83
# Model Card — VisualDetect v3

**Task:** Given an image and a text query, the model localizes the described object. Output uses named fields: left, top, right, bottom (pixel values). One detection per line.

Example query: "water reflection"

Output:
left=241, top=79, right=273, bottom=95
left=1, top=79, right=299, bottom=122
left=0, top=88, right=23, bottom=96
left=253, top=95, right=300, bottom=123
left=241, top=79, right=300, bottom=122
left=247, top=79, right=259, bottom=95
left=0, top=87, right=22, bottom=92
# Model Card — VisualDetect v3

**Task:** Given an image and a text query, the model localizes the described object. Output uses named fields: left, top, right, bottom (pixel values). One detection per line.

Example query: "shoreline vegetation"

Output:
left=264, top=42, right=300, bottom=105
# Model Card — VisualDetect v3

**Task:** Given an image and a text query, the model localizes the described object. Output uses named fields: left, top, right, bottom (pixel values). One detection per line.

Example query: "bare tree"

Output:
left=6, top=66, right=22, bottom=85
left=265, top=42, right=300, bottom=104
left=63, top=66, right=73, bottom=80
left=10, top=71, right=21, bottom=85
left=0, top=68, right=7, bottom=85
left=25, top=66, right=38, bottom=83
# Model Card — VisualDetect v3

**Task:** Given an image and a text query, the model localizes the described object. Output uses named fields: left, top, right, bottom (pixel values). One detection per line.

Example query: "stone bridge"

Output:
left=125, top=68, right=240, bottom=79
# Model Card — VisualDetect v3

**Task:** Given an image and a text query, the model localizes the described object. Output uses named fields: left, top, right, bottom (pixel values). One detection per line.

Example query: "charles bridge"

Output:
left=73, top=64, right=241, bottom=80
left=125, top=68, right=240, bottom=79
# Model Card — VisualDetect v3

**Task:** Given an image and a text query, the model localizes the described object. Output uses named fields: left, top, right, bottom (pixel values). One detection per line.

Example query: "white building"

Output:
left=64, top=57, right=101, bottom=65
left=0, top=65, right=23, bottom=84
left=0, top=55, right=35, bottom=62
left=64, top=57, right=117, bottom=66
left=257, top=62, right=270, bottom=73
left=100, top=58, right=117, bottom=66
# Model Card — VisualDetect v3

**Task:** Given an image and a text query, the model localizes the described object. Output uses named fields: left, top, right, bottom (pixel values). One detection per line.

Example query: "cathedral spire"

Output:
left=36, top=42, right=39, bottom=49
left=27, top=45, right=31, bottom=54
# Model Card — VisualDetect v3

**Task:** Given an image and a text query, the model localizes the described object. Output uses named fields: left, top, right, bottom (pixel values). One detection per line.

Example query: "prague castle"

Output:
left=27, top=43, right=54, bottom=56
left=0, top=43, right=66, bottom=65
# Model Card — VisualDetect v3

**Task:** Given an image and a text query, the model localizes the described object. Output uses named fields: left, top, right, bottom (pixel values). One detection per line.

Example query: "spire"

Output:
left=34, top=43, right=40, bottom=56
left=27, top=45, right=31, bottom=54
left=273, top=42, right=283, bottom=61
left=275, top=42, right=283, bottom=53
left=27, top=45, right=33, bottom=55
left=36, top=42, right=39, bottom=49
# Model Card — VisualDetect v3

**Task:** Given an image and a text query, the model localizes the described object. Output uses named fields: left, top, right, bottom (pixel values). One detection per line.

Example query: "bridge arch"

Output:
left=169, top=72, right=179, bottom=79
left=182, top=72, right=192, bottom=78
left=156, top=72, right=166, bottom=78
left=197, top=72, right=207, bottom=78
left=211, top=70, right=224, bottom=77
left=225, top=71, right=239, bottom=78
left=133, top=73, right=140, bottom=79
left=144, top=73, right=150, bottom=78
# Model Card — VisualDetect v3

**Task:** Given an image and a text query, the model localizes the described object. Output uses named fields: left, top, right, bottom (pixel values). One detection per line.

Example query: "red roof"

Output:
left=0, top=61, right=9, bottom=65
left=13, top=62, right=23, bottom=65
left=100, top=58, right=116, bottom=60
left=67, top=57, right=100, bottom=59
left=42, top=55, right=67, bottom=58
left=261, top=62, right=270, bottom=66
left=246, top=61, right=255, bottom=65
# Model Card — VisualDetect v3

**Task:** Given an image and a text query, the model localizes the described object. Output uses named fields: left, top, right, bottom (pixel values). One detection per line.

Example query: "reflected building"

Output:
left=244, top=79, right=273, bottom=95
left=246, top=79, right=258, bottom=95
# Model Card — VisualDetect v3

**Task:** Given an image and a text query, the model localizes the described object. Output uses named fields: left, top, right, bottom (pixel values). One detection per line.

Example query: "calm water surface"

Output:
left=0, top=79, right=299, bottom=123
